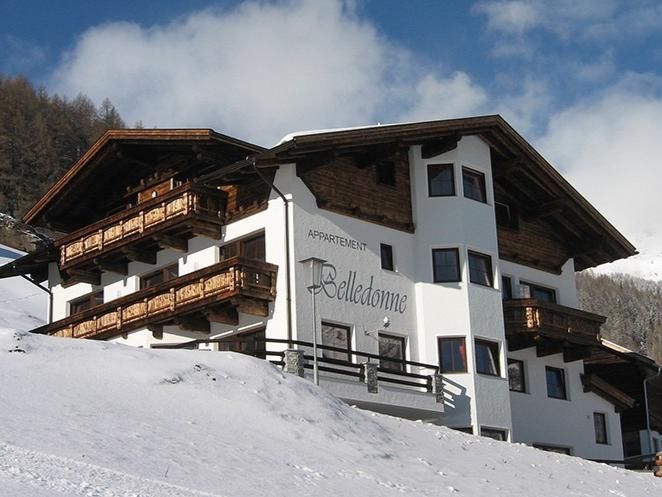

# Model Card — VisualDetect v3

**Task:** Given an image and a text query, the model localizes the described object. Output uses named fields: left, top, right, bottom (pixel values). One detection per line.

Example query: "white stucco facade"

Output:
left=45, top=133, right=625, bottom=460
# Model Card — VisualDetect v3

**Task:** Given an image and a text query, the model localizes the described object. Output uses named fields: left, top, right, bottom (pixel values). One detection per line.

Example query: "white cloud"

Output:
left=472, top=1, right=541, bottom=34
left=537, top=74, right=662, bottom=278
left=49, top=0, right=487, bottom=145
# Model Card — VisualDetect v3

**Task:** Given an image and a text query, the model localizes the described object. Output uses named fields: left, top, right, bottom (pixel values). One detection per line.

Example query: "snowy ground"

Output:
left=0, top=248, right=47, bottom=331
left=0, top=330, right=660, bottom=496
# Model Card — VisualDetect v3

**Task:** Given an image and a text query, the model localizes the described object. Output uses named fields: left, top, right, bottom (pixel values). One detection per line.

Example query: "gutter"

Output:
left=251, top=162, right=293, bottom=342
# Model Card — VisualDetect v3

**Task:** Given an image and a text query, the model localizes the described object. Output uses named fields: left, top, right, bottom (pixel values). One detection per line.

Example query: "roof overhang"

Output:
left=23, top=129, right=264, bottom=231
left=206, top=115, right=634, bottom=270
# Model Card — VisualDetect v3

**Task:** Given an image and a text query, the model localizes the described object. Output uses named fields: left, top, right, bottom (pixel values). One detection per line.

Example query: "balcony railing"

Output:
left=55, top=182, right=227, bottom=271
left=154, top=337, right=443, bottom=398
left=34, top=257, right=277, bottom=340
left=503, top=298, right=605, bottom=345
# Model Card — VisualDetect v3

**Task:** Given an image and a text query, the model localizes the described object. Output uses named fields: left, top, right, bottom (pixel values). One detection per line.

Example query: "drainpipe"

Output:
left=20, top=274, right=53, bottom=324
left=251, top=161, right=293, bottom=342
left=644, top=365, right=662, bottom=458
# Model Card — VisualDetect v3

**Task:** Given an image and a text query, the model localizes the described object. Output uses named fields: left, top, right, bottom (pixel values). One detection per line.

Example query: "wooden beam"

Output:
left=205, top=306, right=239, bottom=326
left=93, top=258, right=128, bottom=275
left=174, top=315, right=210, bottom=333
left=232, top=296, right=270, bottom=317
left=536, top=340, right=564, bottom=357
left=155, top=235, right=188, bottom=252
left=522, top=199, right=565, bottom=221
left=420, top=135, right=459, bottom=159
left=66, top=268, right=101, bottom=286
left=147, top=324, right=163, bottom=340
left=493, top=157, right=525, bottom=178
left=122, top=247, right=157, bottom=265
left=563, top=346, right=591, bottom=363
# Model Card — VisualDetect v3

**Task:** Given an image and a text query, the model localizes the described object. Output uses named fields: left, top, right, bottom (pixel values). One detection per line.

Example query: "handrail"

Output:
left=55, top=182, right=225, bottom=247
left=33, top=256, right=277, bottom=338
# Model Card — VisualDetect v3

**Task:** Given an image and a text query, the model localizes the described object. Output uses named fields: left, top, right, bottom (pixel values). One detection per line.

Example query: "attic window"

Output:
left=376, top=161, right=396, bottom=187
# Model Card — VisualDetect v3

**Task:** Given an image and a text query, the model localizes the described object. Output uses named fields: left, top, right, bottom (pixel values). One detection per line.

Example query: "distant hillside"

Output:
left=577, top=271, right=662, bottom=363
left=0, top=75, right=125, bottom=218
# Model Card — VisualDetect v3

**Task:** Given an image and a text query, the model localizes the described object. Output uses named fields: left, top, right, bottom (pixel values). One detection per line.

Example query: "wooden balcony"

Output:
left=503, top=298, right=605, bottom=347
left=35, top=257, right=277, bottom=340
left=55, top=182, right=227, bottom=285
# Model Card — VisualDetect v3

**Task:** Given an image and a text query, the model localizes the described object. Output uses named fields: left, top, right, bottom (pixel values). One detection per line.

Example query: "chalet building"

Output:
left=3, top=115, right=659, bottom=463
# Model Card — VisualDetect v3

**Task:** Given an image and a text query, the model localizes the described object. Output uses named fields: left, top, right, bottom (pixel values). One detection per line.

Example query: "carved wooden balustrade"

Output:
left=503, top=298, right=605, bottom=345
left=35, top=257, right=277, bottom=340
left=55, top=182, right=227, bottom=276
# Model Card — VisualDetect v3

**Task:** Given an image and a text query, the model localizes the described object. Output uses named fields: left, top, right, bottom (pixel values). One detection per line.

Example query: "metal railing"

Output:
left=154, top=337, right=441, bottom=394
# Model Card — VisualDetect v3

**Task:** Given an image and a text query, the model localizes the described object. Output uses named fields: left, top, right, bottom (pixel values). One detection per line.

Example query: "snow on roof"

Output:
left=1, top=329, right=660, bottom=496
left=275, top=121, right=412, bottom=146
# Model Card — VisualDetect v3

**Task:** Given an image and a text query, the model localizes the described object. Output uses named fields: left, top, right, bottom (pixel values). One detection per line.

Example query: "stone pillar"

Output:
left=430, top=373, right=444, bottom=403
left=284, top=349, right=305, bottom=377
left=362, top=362, right=379, bottom=394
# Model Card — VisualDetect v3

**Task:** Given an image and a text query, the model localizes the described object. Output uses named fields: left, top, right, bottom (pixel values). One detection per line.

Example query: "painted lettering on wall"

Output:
left=318, top=263, right=408, bottom=314
left=307, top=229, right=367, bottom=252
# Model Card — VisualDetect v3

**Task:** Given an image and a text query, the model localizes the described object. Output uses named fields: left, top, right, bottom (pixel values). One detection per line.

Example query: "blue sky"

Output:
left=2, top=0, right=662, bottom=277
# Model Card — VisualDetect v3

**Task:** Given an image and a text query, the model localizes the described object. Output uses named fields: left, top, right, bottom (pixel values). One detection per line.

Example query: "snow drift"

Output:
left=0, top=330, right=659, bottom=496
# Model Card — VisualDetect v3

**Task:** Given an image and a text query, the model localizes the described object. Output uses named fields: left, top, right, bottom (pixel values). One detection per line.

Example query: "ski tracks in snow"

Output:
left=0, top=442, right=226, bottom=497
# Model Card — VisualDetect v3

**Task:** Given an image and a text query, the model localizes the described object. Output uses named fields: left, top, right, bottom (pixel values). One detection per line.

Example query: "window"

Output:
left=453, top=426, right=474, bottom=435
left=468, top=251, right=493, bottom=287
left=70, top=291, right=104, bottom=315
left=220, top=232, right=266, bottom=262
left=432, top=248, right=461, bottom=283
left=507, top=359, right=526, bottom=392
left=533, top=444, right=572, bottom=455
left=141, top=263, right=179, bottom=290
left=376, top=160, right=396, bottom=187
left=480, top=427, right=507, bottom=441
left=380, top=243, right=394, bottom=271
left=519, top=282, right=556, bottom=303
left=438, top=337, right=467, bottom=373
left=462, top=167, right=487, bottom=203
left=321, top=322, right=351, bottom=362
left=546, top=366, right=567, bottom=400
left=594, top=413, right=608, bottom=444
left=218, top=328, right=266, bottom=359
left=378, top=334, right=406, bottom=371
left=501, top=276, right=513, bottom=300
left=475, top=339, right=500, bottom=376
left=495, top=202, right=518, bottom=229
left=428, top=164, right=455, bottom=197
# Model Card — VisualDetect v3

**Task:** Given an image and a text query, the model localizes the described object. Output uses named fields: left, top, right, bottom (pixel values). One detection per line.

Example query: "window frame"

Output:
left=480, top=427, right=508, bottom=441
left=468, top=250, right=493, bottom=287
left=438, top=336, right=468, bottom=374
left=507, top=358, right=526, bottom=393
left=519, top=281, right=557, bottom=303
left=462, top=166, right=487, bottom=203
left=533, top=444, right=572, bottom=455
left=594, top=412, right=608, bottom=445
left=320, top=322, right=352, bottom=363
left=545, top=366, right=568, bottom=400
left=140, top=263, right=179, bottom=290
left=378, top=333, right=407, bottom=372
left=501, top=275, right=513, bottom=300
left=380, top=243, right=395, bottom=271
left=475, top=338, right=501, bottom=376
left=220, top=232, right=266, bottom=262
left=427, top=163, right=456, bottom=197
left=432, top=248, right=461, bottom=283
left=69, top=290, right=104, bottom=315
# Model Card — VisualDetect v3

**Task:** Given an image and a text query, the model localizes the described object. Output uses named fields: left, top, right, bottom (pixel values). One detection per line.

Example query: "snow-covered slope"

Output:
left=0, top=330, right=659, bottom=496
left=0, top=248, right=47, bottom=331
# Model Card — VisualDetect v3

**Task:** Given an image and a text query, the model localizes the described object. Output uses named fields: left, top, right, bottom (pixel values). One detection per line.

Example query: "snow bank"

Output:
left=0, top=330, right=659, bottom=496
left=0, top=251, right=47, bottom=331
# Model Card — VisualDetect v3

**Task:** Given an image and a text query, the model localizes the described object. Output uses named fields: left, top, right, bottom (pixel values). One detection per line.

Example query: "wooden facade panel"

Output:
left=297, top=153, right=413, bottom=232
left=498, top=217, right=570, bottom=273
left=220, top=173, right=273, bottom=223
